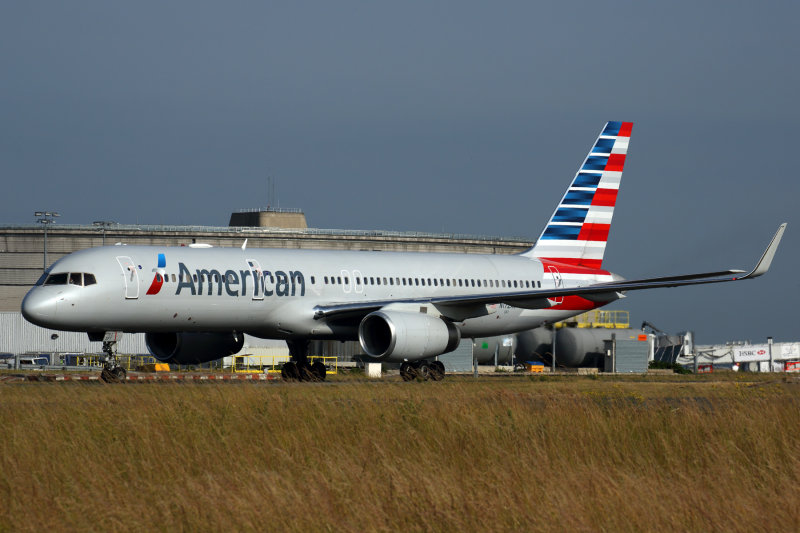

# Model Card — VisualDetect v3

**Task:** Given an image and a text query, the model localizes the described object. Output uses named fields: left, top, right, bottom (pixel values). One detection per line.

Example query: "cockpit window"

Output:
left=44, top=273, right=69, bottom=285
left=43, top=272, right=96, bottom=287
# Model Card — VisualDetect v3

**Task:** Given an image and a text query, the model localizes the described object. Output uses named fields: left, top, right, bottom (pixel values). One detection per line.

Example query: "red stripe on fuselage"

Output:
left=539, top=259, right=610, bottom=276
left=550, top=296, right=604, bottom=311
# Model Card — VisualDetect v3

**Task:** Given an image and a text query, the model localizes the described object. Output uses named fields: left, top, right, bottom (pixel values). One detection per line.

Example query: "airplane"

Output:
left=20, top=121, right=787, bottom=383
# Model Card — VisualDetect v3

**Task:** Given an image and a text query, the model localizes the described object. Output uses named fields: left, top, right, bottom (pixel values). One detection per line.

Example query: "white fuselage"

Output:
left=21, top=245, right=617, bottom=340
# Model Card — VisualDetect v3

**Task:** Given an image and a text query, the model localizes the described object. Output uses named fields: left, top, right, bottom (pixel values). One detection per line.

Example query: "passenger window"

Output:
left=476, top=280, right=481, bottom=287
left=458, top=280, right=463, bottom=287
left=421, top=279, right=425, bottom=286
left=446, top=280, right=450, bottom=286
left=383, top=277, right=387, bottom=285
left=324, top=276, right=329, bottom=284
left=433, top=279, right=438, bottom=287
left=344, top=277, right=349, bottom=284
left=84, top=273, right=97, bottom=286
left=337, top=277, right=342, bottom=284
left=390, top=278, right=394, bottom=285
left=311, top=276, right=316, bottom=284
left=513, top=280, right=518, bottom=288
left=415, top=279, right=419, bottom=286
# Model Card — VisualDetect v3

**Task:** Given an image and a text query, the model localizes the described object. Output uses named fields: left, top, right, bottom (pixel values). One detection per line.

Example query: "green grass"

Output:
left=1, top=375, right=799, bottom=532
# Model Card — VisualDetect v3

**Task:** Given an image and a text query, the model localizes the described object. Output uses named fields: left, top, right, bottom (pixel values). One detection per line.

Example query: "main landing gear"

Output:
left=400, top=360, right=445, bottom=382
left=281, top=340, right=326, bottom=382
left=99, top=336, right=127, bottom=384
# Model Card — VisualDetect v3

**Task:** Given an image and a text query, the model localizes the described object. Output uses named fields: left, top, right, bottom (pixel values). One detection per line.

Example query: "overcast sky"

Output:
left=2, top=1, right=798, bottom=344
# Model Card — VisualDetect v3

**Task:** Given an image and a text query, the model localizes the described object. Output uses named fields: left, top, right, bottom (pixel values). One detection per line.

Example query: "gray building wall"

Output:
left=0, top=312, right=148, bottom=355
left=1, top=224, right=532, bottom=311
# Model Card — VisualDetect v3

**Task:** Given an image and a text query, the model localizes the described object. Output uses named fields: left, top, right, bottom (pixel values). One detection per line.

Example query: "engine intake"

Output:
left=145, top=332, right=244, bottom=365
left=359, top=310, right=460, bottom=362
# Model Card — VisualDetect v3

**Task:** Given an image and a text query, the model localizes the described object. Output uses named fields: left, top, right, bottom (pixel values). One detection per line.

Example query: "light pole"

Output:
left=92, top=220, right=117, bottom=246
left=34, top=211, right=60, bottom=272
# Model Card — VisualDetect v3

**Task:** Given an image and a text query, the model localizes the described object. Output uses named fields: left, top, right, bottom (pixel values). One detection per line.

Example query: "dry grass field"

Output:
left=1, top=374, right=799, bottom=532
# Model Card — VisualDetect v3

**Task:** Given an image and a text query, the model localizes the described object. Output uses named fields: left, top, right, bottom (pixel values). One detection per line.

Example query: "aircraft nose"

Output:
left=21, top=289, right=57, bottom=326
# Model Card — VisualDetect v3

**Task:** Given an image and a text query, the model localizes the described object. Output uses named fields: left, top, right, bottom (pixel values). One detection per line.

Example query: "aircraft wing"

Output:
left=313, top=223, right=786, bottom=321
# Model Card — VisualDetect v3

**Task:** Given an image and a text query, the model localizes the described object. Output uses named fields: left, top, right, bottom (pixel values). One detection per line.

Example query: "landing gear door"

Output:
left=547, top=266, right=564, bottom=304
left=116, top=256, right=140, bottom=299
left=247, top=259, right=264, bottom=301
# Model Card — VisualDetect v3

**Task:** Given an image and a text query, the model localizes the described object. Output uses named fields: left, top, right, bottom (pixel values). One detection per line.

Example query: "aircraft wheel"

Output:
left=416, top=361, right=431, bottom=381
left=430, top=361, right=445, bottom=381
left=101, top=366, right=126, bottom=383
left=400, top=362, right=416, bottom=382
left=113, top=367, right=127, bottom=383
left=282, top=361, right=300, bottom=381
left=311, top=361, right=327, bottom=382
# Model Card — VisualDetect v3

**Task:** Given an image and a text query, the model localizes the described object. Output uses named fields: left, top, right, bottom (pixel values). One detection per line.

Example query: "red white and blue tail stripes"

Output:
left=524, top=121, right=632, bottom=269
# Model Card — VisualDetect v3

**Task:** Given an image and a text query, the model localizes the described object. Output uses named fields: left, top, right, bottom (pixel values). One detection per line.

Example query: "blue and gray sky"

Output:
left=2, top=1, right=798, bottom=343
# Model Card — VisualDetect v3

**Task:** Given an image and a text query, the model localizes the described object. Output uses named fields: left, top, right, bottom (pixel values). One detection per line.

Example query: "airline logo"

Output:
left=144, top=253, right=307, bottom=298
left=145, top=253, right=167, bottom=295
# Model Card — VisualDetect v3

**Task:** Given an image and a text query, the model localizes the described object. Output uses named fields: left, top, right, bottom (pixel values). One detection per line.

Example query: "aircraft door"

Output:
left=340, top=269, right=352, bottom=293
left=352, top=270, right=363, bottom=293
left=246, top=259, right=264, bottom=300
left=547, top=266, right=564, bottom=304
left=116, top=256, right=140, bottom=299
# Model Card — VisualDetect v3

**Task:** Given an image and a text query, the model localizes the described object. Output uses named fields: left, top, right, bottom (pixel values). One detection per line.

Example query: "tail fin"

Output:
left=522, top=121, right=633, bottom=268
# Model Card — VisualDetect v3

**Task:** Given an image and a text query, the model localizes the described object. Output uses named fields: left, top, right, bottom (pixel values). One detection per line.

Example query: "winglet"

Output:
left=741, top=223, right=787, bottom=279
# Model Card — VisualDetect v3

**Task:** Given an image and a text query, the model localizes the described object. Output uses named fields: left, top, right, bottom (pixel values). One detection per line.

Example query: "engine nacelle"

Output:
left=145, top=332, right=244, bottom=365
left=359, top=310, right=460, bottom=362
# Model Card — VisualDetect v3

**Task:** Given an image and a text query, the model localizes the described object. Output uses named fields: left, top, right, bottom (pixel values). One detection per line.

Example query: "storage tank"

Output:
left=473, top=336, right=516, bottom=364
left=515, top=328, right=553, bottom=364
left=516, top=327, right=642, bottom=368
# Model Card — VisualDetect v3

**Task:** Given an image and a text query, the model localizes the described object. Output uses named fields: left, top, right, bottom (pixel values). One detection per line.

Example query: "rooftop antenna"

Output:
left=267, top=176, right=279, bottom=210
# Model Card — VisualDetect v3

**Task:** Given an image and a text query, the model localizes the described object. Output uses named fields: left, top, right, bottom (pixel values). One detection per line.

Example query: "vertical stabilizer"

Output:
left=522, top=121, right=633, bottom=268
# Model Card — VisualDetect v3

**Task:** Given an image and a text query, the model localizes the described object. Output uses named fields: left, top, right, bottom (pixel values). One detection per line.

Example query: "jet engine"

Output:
left=358, top=310, right=460, bottom=362
left=145, top=332, right=244, bottom=365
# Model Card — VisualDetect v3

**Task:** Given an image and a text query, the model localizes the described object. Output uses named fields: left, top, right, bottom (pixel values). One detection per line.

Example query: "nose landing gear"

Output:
left=99, top=334, right=127, bottom=383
